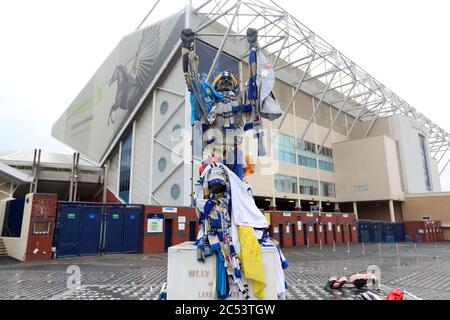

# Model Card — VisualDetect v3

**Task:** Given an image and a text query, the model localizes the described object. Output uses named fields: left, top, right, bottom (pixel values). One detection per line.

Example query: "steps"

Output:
left=0, top=238, right=8, bottom=256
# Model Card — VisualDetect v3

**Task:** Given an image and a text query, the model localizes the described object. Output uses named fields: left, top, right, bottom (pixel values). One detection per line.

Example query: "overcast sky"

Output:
left=0, top=0, right=449, bottom=190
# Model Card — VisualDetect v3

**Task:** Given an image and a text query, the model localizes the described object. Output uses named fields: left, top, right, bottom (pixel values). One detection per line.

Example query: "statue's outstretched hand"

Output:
left=181, top=28, right=196, bottom=49
left=246, top=28, right=258, bottom=46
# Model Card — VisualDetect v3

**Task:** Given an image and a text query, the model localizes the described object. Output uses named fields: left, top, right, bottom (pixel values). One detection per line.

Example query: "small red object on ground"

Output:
left=386, top=288, right=404, bottom=300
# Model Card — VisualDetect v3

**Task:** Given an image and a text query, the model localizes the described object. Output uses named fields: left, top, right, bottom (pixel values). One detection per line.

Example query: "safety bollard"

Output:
left=319, top=239, right=323, bottom=250
left=396, top=243, right=399, bottom=256
left=434, top=244, right=439, bottom=259
left=378, top=242, right=381, bottom=256
left=307, top=238, right=310, bottom=248
left=414, top=243, right=417, bottom=255
left=362, top=242, right=366, bottom=256
left=333, top=240, right=336, bottom=253
left=347, top=242, right=350, bottom=254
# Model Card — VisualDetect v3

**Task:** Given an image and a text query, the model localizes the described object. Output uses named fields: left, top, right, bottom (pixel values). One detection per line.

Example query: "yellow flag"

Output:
left=238, top=226, right=266, bottom=299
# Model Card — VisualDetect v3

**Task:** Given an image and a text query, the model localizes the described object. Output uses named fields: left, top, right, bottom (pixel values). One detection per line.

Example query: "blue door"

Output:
left=383, top=222, right=395, bottom=242
left=358, top=221, right=370, bottom=243
left=394, top=223, right=405, bottom=242
left=2, top=198, right=25, bottom=237
left=123, top=208, right=142, bottom=253
left=104, top=207, right=125, bottom=253
left=370, top=222, right=383, bottom=243
left=57, top=206, right=81, bottom=257
left=79, top=206, right=102, bottom=256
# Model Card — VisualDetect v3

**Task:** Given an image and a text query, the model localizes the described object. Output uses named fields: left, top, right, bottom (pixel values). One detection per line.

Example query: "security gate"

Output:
left=123, top=208, right=143, bottom=253
left=104, top=206, right=142, bottom=253
left=79, top=206, right=102, bottom=256
left=55, top=203, right=143, bottom=258
left=357, top=221, right=370, bottom=243
left=56, top=205, right=82, bottom=257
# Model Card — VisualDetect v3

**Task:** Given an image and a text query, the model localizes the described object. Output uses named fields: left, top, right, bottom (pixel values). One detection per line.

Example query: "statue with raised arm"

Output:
left=179, top=27, right=287, bottom=300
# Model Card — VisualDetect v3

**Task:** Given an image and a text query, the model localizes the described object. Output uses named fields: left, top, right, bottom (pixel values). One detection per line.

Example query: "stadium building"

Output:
left=50, top=1, right=450, bottom=235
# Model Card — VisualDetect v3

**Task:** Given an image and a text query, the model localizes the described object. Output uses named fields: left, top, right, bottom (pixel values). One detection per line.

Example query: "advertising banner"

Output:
left=52, top=12, right=185, bottom=162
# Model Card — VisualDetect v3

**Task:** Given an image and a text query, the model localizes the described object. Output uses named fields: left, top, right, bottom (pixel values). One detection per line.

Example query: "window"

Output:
left=274, top=175, right=297, bottom=193
left=319, top=160, right=334, bottom=172
left=171, top=184, right=181, bottom=200
left=353, top=185, right=369, bottom=193
left=274, top=133, right=296, bottom=164
left=160, top=101, right=169, bottom=115
left=195, top=40, right=240, bottom=83
left=275, top=175, right=335, bottom=197
left=158, top=157, right=167, bottom=172
left=299, top=178, right=319, bottom=196
left=419, top=134, right=432, bottom=191
left=172, top=124, right=182, bottom=132
left=274, top=133, right=334, bottom=172
left=119, top=130, right=133, bottom=203
left=321, top=182, right=336, bottom=197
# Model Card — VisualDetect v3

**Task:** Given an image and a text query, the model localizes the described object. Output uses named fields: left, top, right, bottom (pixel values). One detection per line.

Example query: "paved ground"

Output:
left=1, top=242, right=450, bottom=300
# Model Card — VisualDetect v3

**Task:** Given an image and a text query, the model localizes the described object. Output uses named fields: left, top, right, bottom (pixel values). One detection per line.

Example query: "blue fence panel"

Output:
left=78, top=206, right=102, bottom=256
left=55, top=202, right=143, bottom=257
left=357, top=221, right=371, bottom=243
left=383, top=222, right=395, bottom=242
left=123, top=208, right=142, bottom=253
left=104, top=207, right=125, bottom=253
left=369, top=221, right=383, bottom=243
left=56, top=206, right=81, bottom=257
left=394, top=223, right=405, bottom=242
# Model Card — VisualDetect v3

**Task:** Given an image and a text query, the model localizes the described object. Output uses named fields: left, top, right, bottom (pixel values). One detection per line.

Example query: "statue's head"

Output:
left=212, top=71, right=239, bottom=93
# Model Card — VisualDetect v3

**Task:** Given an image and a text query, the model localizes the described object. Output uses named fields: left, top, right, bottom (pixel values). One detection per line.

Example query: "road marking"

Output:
left=291, top=252, right=307, bottom=257
left=304, top=251, right=320, bottom=256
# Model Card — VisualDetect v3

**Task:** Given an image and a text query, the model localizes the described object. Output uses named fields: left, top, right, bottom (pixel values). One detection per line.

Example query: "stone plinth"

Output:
left=167, top=241, right=279, bottom=300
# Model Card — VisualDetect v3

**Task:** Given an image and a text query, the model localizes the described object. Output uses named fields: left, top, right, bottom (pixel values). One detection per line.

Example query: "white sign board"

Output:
left=297, top=221, right=302, bottom=231
left=306, top=213, right=313, bottom=217
left=283, top=212, right=291, bottom=217
left=147, top=217, right=163, bottom=233
left=308, top=226, right=313, bottom=232
left=178, top=216, right=186, bottom=223
left=328, top=222, right=332, bottom=231
left=273, top=227, right=279, bottom=234
left=319, top=226, right=323, bottom=233
left=343, top=214, right=348, bottom=218
left=286, top=225, right=290, bottom=233
left=337, top=226, right=341, bottom=232
left=178, top=223, right=185, bottom=231
left=326, top=214, right=332, bottom=218
left=163, top=207, right=177, bottom=213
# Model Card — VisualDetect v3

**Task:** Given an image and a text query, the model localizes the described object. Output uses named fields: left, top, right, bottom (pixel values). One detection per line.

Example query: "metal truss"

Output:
left=172, top=0, right=450, bottom=174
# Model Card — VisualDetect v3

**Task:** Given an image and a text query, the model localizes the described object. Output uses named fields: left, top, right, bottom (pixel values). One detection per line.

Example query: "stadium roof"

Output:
left=0, top=161, right=32, bottom=184
left=184, top=0, right=450, bottom=167
left=52, top=0, right=450, bottom=174
left=0, top=151, right=101, bottom=171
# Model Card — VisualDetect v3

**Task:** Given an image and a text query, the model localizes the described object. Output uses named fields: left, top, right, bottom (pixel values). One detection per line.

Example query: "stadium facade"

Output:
left=51, top=1, right=449, bottom=225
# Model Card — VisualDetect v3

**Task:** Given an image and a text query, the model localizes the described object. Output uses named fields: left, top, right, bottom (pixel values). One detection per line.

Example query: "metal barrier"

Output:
left=54, top=201, right=144, bottom=258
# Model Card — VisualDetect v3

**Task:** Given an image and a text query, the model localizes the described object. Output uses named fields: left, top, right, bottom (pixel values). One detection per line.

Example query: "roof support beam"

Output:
left=437, top=144, right=450, bottom=164
left=345, top=102, right=383, bottom=140
left=276, top=54, right=316, bottom=129
left=440, top=158, right=450, bottom=176
left=298, top=70, right=338, bottom=142
left=206, top=1, right=241, bottom=82
left=316, top=82, right=363, bottom=155
left=363, top=114, right=379, bottom=138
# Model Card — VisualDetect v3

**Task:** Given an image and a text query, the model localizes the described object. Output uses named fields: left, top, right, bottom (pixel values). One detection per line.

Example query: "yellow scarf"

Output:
left=238, top=226, right=266, bottom=299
